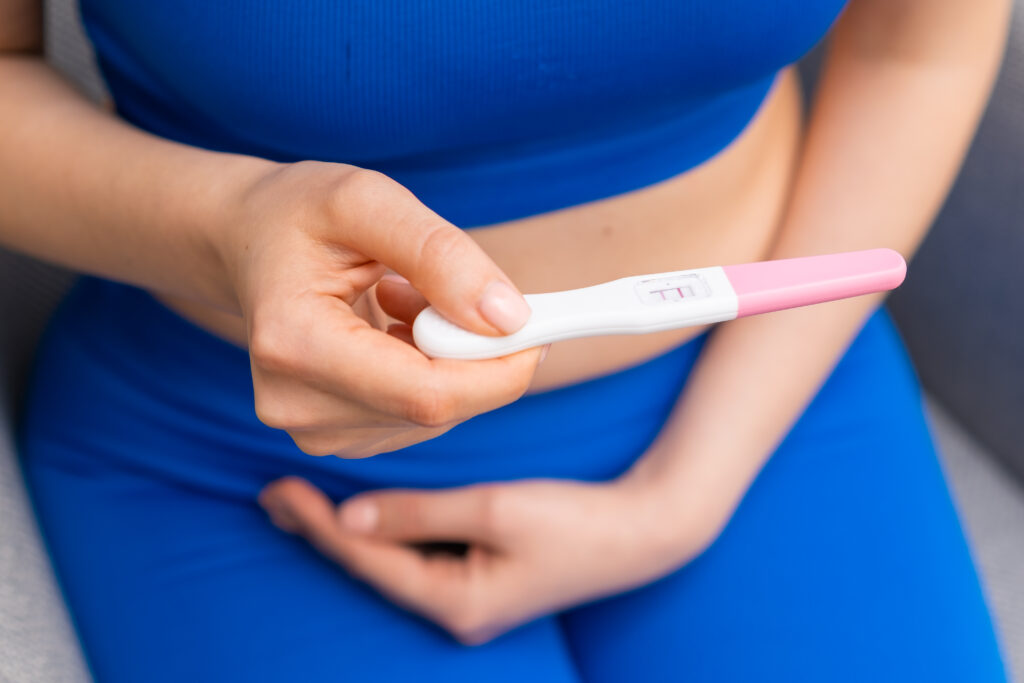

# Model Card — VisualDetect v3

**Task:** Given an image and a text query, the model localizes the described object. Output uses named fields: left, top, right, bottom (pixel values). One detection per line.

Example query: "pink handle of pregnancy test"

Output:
left=723, top=248, right=907, bottom=318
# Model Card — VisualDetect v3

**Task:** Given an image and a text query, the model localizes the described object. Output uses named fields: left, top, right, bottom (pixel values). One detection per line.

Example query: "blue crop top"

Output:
left=79, top=1, right=847, bottom=227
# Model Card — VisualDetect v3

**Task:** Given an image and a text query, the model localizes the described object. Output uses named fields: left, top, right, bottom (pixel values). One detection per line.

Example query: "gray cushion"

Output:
left=44, top=0, right=107, bottom=103
left=0, top=249, right=87, bottom=683
left=0, top=423, right=90, bottom=683
left=928, top=400, right=1024, bottom=680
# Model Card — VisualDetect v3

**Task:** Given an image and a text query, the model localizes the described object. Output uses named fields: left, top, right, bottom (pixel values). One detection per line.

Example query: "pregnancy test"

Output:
left=412, top=248, right=907, bottom=360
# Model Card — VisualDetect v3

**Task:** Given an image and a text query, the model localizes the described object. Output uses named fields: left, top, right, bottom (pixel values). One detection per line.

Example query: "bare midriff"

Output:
left=156, top=68, right=804, bottom=393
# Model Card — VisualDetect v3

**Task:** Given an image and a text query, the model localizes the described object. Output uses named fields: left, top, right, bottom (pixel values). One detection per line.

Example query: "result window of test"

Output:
left=634, top=274, right=711, bottom=305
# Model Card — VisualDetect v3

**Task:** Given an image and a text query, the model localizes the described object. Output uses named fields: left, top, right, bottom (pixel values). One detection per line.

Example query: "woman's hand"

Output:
left=216, top=161, right=543, bottom=458
left=258, top=473, right=723, bottom=645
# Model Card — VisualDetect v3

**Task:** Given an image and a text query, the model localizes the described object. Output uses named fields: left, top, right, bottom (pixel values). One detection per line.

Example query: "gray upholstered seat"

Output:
left=1, top=2, right=1021, bottom=680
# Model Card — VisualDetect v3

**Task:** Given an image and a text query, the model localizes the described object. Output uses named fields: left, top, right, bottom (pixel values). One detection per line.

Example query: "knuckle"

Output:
left=292, top=432, right=389, bottom=459
left=482, top=355, right=538, bottom=409
left=417, top=222, right=465, bottom=273
left=252, top=392, right=324, bottom=434
left=290, top=433, right=338, bottom=457
left=509, top=362, right=535, bottom=400
left=281, top=159, right=319, bottom=184
left=401, top=382, right=457, bottom=428
left=253, top=392, right=295, bottom=430
left=248, top=319, right=297, bottom=374
left=329, top=167, right=389, bottom=213
left=333, top=446, right=380, bottom=460
left=341, top=166, right=388, bottom=192
left=444, top=605, right=491, bottom=646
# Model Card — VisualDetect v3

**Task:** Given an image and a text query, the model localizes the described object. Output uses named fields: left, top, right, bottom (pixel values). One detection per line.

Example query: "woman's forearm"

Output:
left=627, top=0, right=1012, bottom=539
left=0, top=55, right=273, bottom=312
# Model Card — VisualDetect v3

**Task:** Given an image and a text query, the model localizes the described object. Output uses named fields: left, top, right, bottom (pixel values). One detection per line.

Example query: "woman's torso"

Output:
left=79, top=0, right=844, bottom=390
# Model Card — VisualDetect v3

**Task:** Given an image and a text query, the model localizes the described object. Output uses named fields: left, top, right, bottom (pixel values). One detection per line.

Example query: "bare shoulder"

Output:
left=0, top=0, right=42, bottom=53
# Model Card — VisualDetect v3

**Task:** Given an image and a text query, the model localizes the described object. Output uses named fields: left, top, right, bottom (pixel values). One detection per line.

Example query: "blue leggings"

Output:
left=20, top=278, right=1006, bottom=682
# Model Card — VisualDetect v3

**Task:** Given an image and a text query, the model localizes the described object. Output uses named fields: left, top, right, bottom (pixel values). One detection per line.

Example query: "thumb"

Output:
left=339, top=172, right=531, bottom=336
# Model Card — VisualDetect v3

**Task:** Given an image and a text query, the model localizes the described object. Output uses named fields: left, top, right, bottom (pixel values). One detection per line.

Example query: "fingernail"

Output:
left=540, top=344, right=551, bottom=363
left=479, top=281, right=531, bottom=335
left=380, top=273, right=410, bottom=285
left=340, top=499, right=378, bottom=533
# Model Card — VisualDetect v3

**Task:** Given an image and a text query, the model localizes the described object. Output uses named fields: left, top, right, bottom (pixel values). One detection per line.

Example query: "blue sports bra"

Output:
left=79, top=1, right=847, bottom=227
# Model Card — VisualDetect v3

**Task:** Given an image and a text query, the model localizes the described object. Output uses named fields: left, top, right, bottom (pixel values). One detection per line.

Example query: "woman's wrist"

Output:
left=192, top=153, right=284, bottom=314
left=614, top=448, right=742, bottom=565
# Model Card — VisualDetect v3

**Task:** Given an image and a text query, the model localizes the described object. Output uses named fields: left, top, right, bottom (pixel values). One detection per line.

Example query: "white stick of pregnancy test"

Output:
left=411, top=248, right=907, bottom=360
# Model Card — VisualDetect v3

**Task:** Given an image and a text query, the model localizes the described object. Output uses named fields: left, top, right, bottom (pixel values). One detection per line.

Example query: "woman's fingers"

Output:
left=260, top=477, right=430, bottom=601
left=260, top=477, right=337, bottom=537
left=234, top=164, right=541, bottom=459
left=259, top=479, right=471, bottom=622
left=260, top=477, right=517, bottom=644
left=385, top=323, right=415, bottom=346
left=253, top=362, right=460, bottom=456
left=336, top=486, right=511, bottom=547
left=292, top=425, right=454, bottom=459
left=298, top=314, right=542, bottom=425
left=251, top=368, right=403, bottom=431
left=375, top=275, right=428, bottom=326
left=329, top=169, right=531, bottom=336
left=251, top=292, right=541, bottom=423
left=251, top=302, right=541, bottom=455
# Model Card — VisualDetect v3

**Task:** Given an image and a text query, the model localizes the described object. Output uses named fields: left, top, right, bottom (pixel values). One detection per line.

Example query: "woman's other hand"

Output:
left=218, top=162, right=542, bottom=458
left=258, top=473, right=723, bottom=645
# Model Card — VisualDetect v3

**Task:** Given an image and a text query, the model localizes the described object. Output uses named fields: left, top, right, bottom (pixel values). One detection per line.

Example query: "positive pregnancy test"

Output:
left=412, top=248, right=907, bottom=360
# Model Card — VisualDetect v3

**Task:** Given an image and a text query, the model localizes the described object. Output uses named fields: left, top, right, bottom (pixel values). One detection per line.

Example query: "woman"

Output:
left=2, top=0, right=1011, bottom=680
